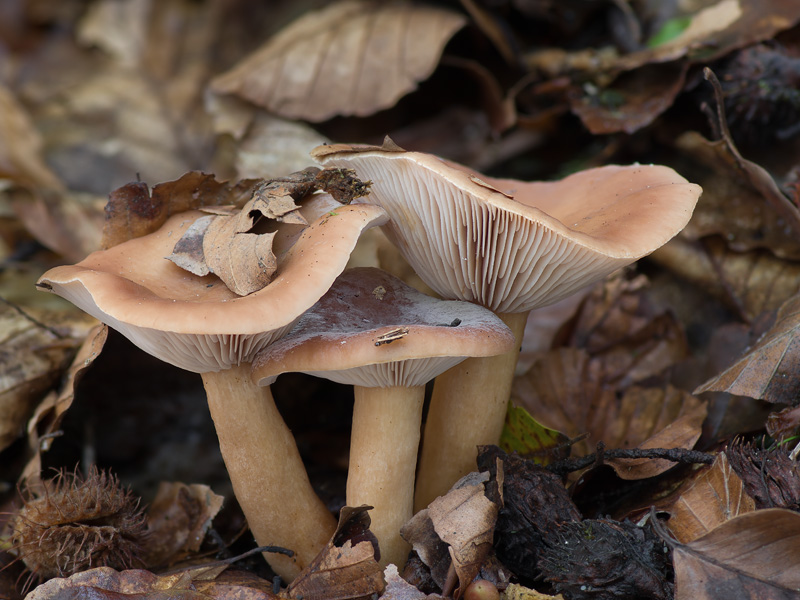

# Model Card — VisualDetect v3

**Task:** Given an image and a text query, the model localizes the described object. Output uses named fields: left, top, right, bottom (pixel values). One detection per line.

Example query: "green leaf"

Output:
left=499, top=401, right=571, bottom=465
left=646, top=16, right=692, bottom=48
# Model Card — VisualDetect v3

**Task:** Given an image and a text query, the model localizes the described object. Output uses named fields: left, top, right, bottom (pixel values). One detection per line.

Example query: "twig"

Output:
left=546, top=446, right=715, bottom=476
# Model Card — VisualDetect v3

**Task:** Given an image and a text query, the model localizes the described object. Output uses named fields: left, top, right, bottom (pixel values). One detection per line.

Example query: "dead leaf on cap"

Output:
left=667, top=453, right=755, bottom=544
left=695, top=292, right=800, bottom=404
left=287, top=505, right=384, bottom=600
left=210, top=1, right=466, bottom=121
left=143, top=482, right=225, bottom=567
left=102, top=172, right=259, bottom=249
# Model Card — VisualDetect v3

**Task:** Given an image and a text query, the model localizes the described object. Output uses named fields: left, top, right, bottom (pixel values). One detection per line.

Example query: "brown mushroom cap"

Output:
left=251, top=267, right=517, bottom=387
left=37, top=195, right=388, bottom=372
left=312, top=143, right=702, bottom=313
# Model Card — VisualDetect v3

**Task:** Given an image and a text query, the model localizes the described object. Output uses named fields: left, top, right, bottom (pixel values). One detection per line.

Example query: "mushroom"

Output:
left=311, top=141, right=702, bottom=509
left=36, top=194, right=388, bottom=581
left=250, top=267, right=516, bottom=568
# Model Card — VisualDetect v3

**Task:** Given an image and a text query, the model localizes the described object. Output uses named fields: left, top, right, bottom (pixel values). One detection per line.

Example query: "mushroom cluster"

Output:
left=312, top=140, right=702, bottom=509
left=38, top=146, right=700, bottom=578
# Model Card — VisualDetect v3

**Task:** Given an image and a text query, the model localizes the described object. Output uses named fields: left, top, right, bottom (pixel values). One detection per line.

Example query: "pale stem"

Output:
left=202, top=364, right=337, bottom=582
left=413, top=311, right=529, bottom=511
left=348, top=385, right=425, bottom=569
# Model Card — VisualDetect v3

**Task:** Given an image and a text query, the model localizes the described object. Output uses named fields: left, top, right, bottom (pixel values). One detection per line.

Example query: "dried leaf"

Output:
left=569, top=62, right=688, bottom=135
left=143, top=482, right=225, bottom=567
left=25, top=565, right=278, bottom=600
left=513, top=348, right=705, bottom=476
left=402, top=472, right=500, bottom=596
left=287, top=506, right=384, bottom=600
left=668, top=508, right=800, bottom=599
left=383, top=564, right=444, bottom=600
left=502, top=583, right=563, bottom=600
left=211, top=1, right=467, bottom=121
left=102, top=172, right=258, bottom=249
left=677, top=131, right=800, bottom=261
left=605, top=387, right=708, bottom=480
left=0, top=303, right=99, bottom=454
left=667, top=453, right=755, bottom=544
left=650, top=236, right=800, bottom=321
left=695, top=293, right=800, bottom=403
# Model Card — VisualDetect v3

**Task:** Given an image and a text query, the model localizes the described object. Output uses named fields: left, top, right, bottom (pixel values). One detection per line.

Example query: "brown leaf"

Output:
left=695, top=293, right=800, bottom=403
left=0, top=302, right=99, bottom=454
left=102, top=172, right=258, bottom=249
left=287, top=506, right=385, bottom=600
left=422, top=472, right=500, bottom=599
left=143, top=482, right=225, bottom=567
left=668, top=508, right=800, bottom=599
left=383, top=564, right=445, bottom=600
left=513, top=348, right=705, bottom=477
left=25, top=565, right=278, bottom=600
left=605, top=387, right=708, bottom=480
left=210, top=1, right=467, bottom=121
left=650, top=236, right=800, bottom=321
left=20, top=323, right=107, bottom=484
left=667, top=453, right=755, bottom=544
left=569, top=62, right=688, bottom=135
left=677, top=131, right=800, bottom=261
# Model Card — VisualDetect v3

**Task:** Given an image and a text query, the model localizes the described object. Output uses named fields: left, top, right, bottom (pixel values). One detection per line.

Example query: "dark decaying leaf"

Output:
left=539, top=519, right=672, bottom=600
left=476, top=446, right=580, bottom=584
left=143, top=482, right=225, bottom=567
left=287, top=506, right=384, bottom=600
left=101, top=172, right=258, bottom=249
left=666, top=508, right=800, bottom=600
left=694, top=292, right=800, bottom=403
left=726, top=439, right=800, bottom=511
left=667, top=452, right=755, bottom=544
left=210, top=0, right=467, bottom=121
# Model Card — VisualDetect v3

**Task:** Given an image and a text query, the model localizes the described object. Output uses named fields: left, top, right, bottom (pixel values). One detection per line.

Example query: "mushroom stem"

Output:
left=202, top=364, right=337, bottom=581
left=414, top=311, right=529, bottom=511
left=348, top=384, right=425, bottom=569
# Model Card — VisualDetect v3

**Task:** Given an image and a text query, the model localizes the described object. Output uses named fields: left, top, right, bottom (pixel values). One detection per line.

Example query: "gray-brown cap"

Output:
left=312, top=141, right=702, bottom=313
left=251, top=267, right=517, bottom=387
left=37, top=195, right=388, bottom=372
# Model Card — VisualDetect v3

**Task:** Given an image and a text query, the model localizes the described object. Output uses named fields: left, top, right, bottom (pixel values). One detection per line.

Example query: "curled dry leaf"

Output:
left=383, top=564, right=445, bottom=600
left=210, top=0, right=467, bottom=121
left=25, top=565, right=278, bottom=600
left=695, top=292, right=800, bottom=403
left=402, top=472, right=500, bottom=597
left=21, top=323, right=107, bottom=484
left=143, top=482, right=225, bottom=567
left=677, top=131, right=800, bottom=261
left=667, top=453, right=755, bottom=544
left=666, top=508, right=800, bottom=600
left=287, top=506, right=384, bottom=600
left=102, top=172, right=258, bottom=249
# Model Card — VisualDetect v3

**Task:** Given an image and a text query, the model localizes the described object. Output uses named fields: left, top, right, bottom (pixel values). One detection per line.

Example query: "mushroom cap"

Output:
left=312, top=143, right=702, bottom=314
left=251, top=267, right=517, bottom=388
left=37, top=195, right=388, bottom=373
